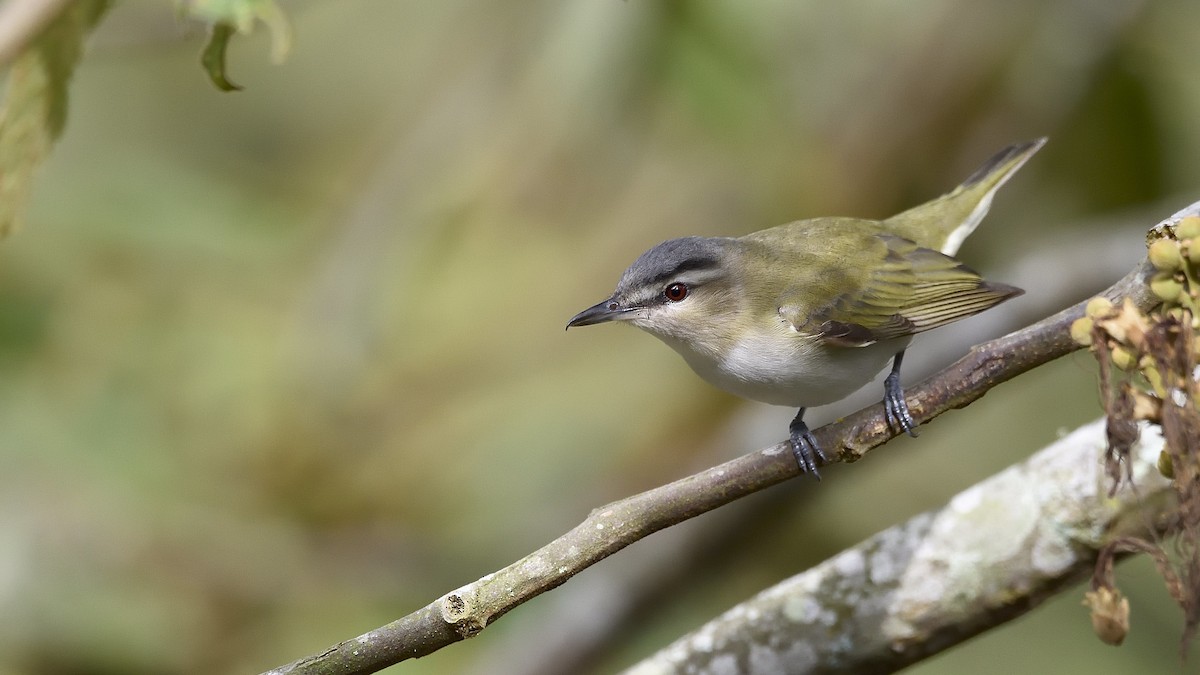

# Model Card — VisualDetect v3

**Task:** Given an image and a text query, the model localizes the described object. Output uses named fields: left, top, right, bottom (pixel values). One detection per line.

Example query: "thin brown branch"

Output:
left=262, top=257, right=1161, bottom=675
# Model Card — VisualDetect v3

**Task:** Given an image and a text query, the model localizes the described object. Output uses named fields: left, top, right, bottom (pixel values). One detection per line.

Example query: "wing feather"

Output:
left=782, top=233, right=1021, bottom=346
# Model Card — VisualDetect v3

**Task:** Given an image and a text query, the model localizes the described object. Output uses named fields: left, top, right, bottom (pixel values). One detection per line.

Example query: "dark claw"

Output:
left=789, top=409, right=828, bottom=479
left=884, top=356, right=919, bottom=437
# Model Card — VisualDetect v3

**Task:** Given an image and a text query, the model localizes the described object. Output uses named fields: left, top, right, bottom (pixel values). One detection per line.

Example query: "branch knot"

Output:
left=440, top=591, right=485, bottom=638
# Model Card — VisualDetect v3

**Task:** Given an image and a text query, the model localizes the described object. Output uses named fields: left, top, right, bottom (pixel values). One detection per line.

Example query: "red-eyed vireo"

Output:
left=567, top=139, right=1044, bottom=478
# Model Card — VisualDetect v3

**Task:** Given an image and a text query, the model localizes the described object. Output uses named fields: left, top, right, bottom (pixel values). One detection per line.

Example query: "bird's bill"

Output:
left=566, top=298, right=638, bottom=328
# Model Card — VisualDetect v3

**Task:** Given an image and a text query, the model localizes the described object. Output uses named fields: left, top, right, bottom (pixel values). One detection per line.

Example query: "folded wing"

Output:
left=784, top=234, right=1022, bottom=347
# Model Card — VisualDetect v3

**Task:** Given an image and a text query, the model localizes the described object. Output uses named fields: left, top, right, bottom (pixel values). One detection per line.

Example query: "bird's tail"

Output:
left=885, top=138, right=1046, bottom=256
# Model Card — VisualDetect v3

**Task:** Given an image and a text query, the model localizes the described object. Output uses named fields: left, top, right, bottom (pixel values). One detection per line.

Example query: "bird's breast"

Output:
left=659, top=328, right=906, bottom=408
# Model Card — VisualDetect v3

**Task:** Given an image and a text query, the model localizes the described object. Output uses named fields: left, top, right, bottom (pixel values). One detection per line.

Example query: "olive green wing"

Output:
left=783, top=234, right=1022, bottom=347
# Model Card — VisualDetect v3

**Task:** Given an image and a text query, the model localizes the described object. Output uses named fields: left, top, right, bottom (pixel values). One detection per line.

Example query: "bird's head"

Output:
left=567, top=237, right=744, bottom=347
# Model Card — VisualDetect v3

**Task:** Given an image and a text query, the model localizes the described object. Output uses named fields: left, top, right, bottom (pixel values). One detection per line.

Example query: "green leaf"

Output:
left=187, top=0, right=293, bottom=91
left=201, top=22, right=243, bottom=92
left=0, top=0, right=111, bottom=239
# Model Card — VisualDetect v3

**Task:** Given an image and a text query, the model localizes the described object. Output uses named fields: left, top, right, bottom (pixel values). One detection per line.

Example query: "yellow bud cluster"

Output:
left=1080, top=216, right=1200, bottom=646
left=1147, top=216, right=1200, bottom=312
left=1068, top=218, right=1200, bottom=432
left=1071, top=217, right=1200, bottom=436
left=1071, top=297, right=1149, bottom=351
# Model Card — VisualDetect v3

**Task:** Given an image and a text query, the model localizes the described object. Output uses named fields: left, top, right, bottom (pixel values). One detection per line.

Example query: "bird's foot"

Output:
left=883, top=370, right=918, bottom=437
left=788, top=412, right=828, bottom=479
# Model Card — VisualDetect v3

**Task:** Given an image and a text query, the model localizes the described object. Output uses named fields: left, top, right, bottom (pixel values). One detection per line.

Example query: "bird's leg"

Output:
left=788, top=408, right=827, bottom=479
left=883, top=350, right=918, bottom=437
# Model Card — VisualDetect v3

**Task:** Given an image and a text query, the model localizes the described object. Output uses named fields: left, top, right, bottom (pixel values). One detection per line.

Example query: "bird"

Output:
left=567, top=138, right=1043, bottom=478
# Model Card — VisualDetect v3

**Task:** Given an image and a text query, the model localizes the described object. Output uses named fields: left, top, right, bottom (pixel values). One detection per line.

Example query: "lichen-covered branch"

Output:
left=623, top=419, right=1173, bottom=675
left=261, top=202, right=1182, bottom=675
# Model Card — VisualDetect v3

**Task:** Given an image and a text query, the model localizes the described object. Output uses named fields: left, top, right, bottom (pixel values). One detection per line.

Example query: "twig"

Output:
left=261, top=257, right=1159, bottom=675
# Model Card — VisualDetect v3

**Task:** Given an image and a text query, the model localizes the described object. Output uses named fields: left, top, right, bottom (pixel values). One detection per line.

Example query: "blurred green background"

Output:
left=1, top=1, right=1197, bottom=673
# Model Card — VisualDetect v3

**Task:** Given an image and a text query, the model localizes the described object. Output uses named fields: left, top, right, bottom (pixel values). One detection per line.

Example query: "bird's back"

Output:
left=736, top=217, right=896, bottom=315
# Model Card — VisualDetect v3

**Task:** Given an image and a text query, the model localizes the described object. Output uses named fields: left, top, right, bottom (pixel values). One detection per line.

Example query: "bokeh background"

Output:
left=1, top=1, right=1198, bottom=673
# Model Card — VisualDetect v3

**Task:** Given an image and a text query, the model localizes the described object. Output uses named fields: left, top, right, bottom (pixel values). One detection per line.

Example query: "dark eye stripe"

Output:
left=644, top=256, right=720, bottom=287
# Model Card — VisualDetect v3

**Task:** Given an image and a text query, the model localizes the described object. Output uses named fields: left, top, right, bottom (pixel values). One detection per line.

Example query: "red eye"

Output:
left=664, top=283, right=689, bottom=302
